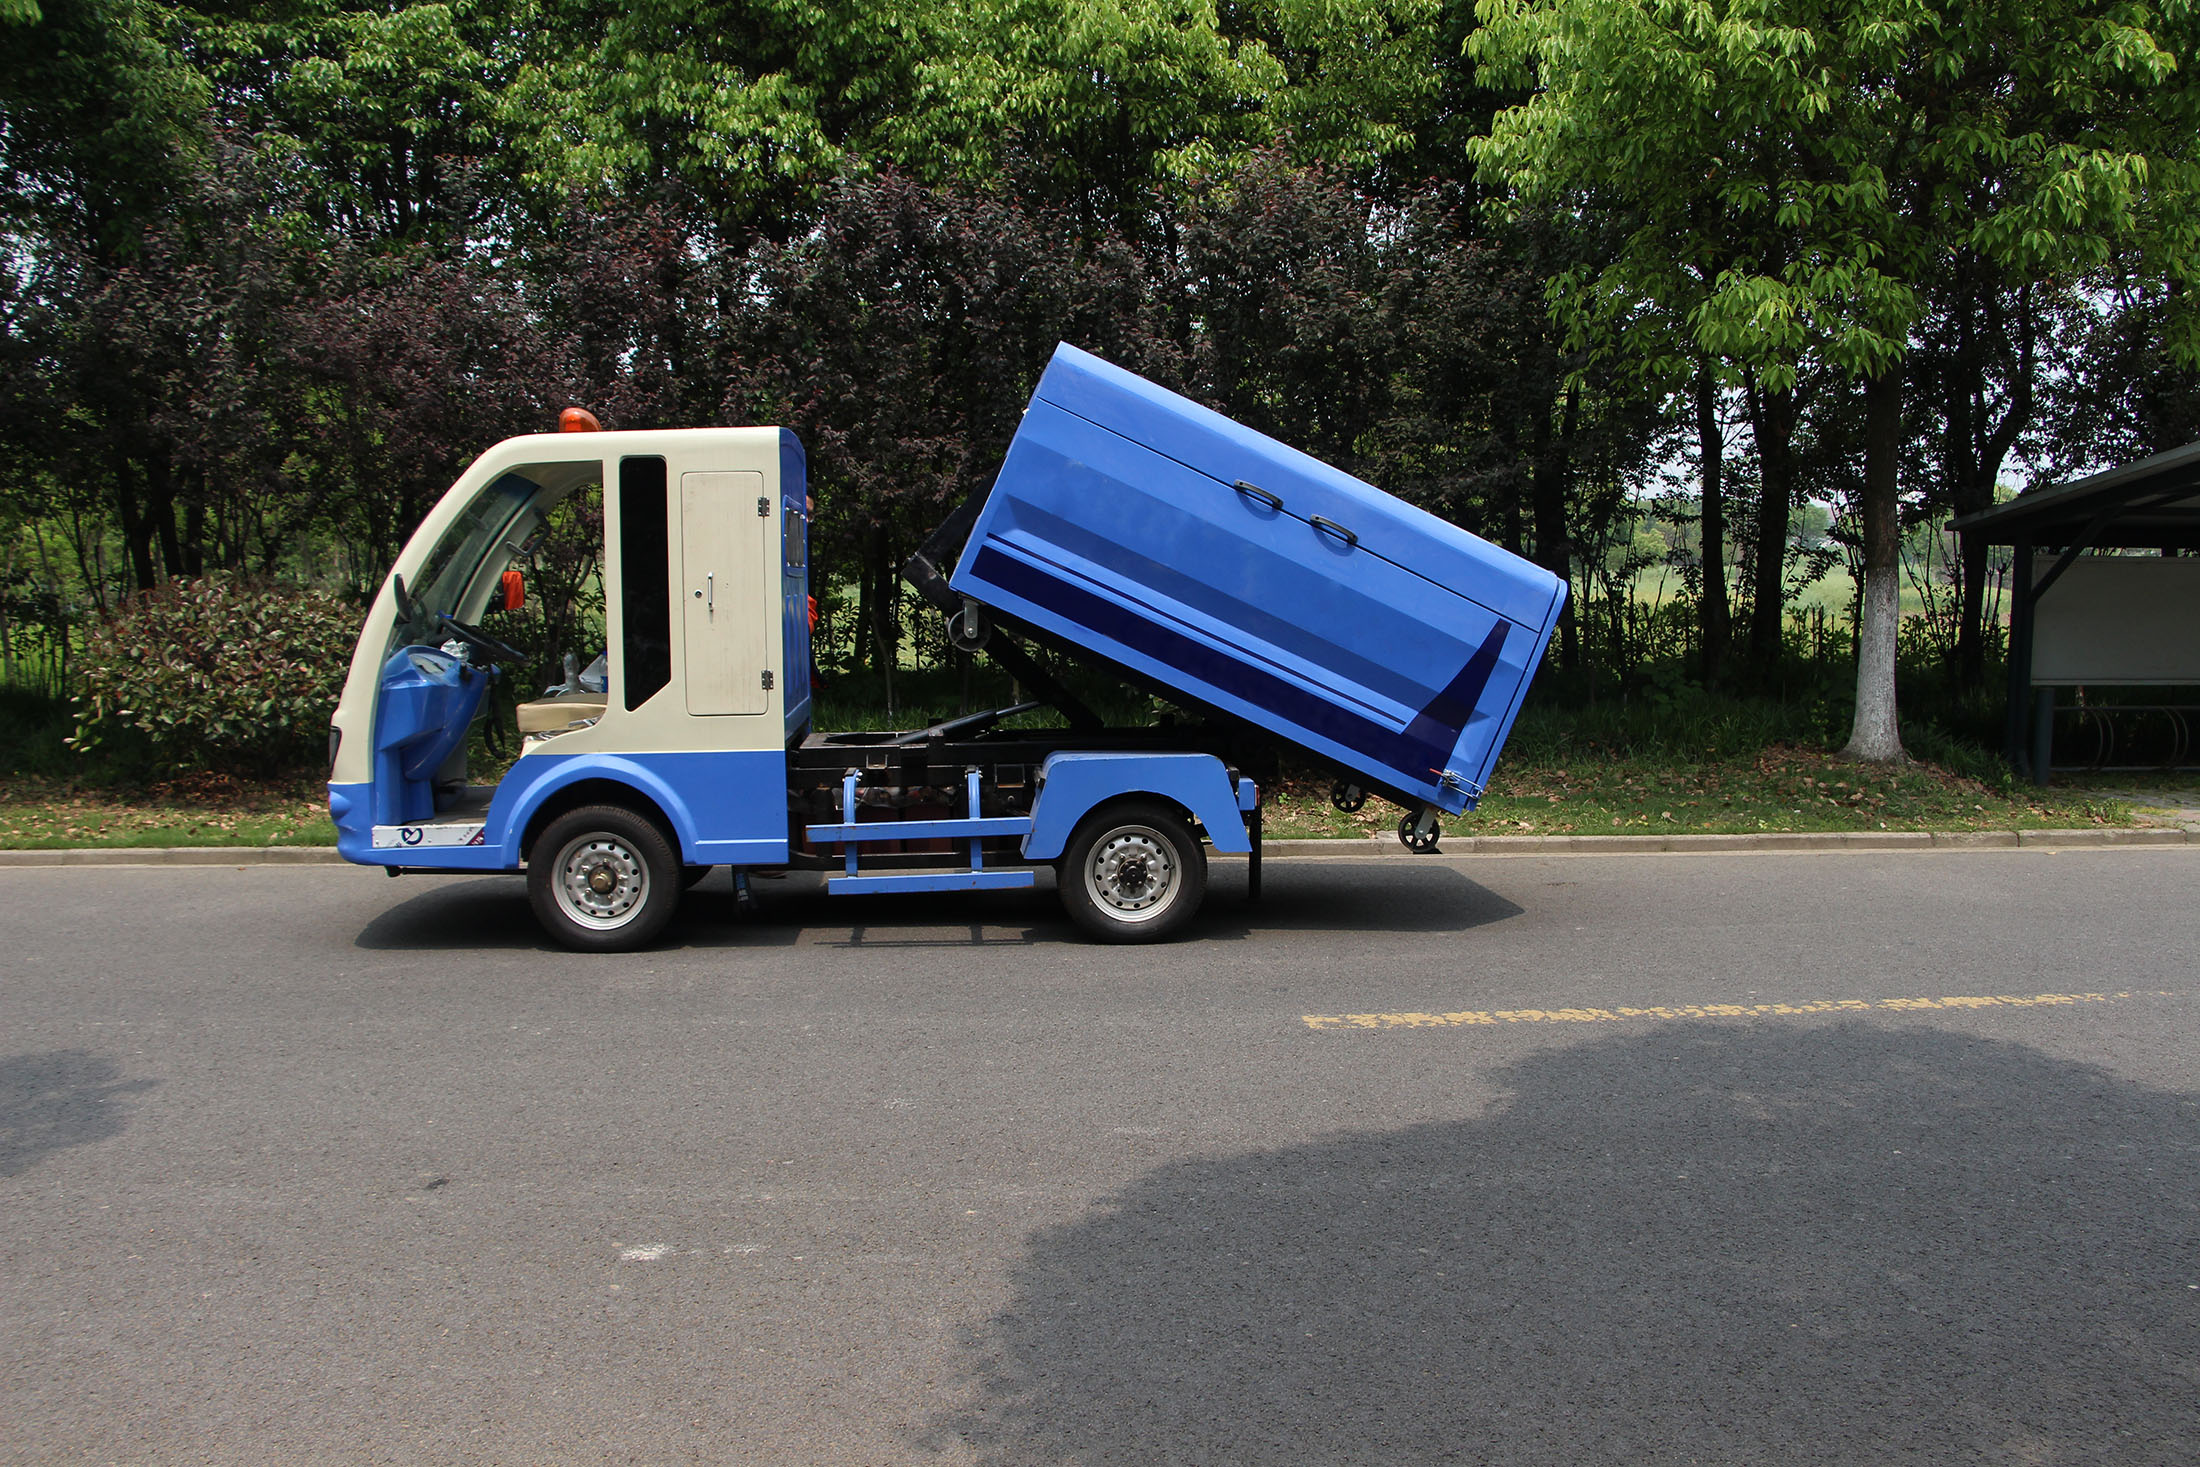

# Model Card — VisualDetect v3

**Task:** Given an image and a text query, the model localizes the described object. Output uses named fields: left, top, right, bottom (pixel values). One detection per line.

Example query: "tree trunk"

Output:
left=855, top=545, right=877, bottom=673
left=1694, top=361, right=1730, bottom=684
left=150, top=458, right=185, bottom=580
left=1947, top=279, right=2035, bottom=687
left=1531, top=382, right=1580, bottom=669
left=112, top=453, right=160, bottom=592
left=1955, top=535, right=1992, bottom=685
left=183, top=491, right=207, bottom=577
left=1743, top=376, right=1798, bottom=667
left=864, top=526, right=897, bottom=678
left=1842, top=370, right=1907, bottom=763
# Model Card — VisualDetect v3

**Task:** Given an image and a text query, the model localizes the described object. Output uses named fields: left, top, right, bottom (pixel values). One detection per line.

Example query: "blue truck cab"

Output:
left=329, top=348, right=1563, bottom=951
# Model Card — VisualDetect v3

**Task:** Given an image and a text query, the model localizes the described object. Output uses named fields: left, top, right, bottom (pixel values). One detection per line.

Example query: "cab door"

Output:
left=679, top=470, right=771, bottom=715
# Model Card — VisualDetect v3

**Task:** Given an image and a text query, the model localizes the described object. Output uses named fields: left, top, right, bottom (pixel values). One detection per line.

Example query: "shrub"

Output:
left=70, top=574, right=362, bottom=772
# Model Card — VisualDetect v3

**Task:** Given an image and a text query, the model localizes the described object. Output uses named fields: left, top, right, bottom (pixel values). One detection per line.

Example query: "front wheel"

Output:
left=1058, top=800, right=1207, bottom=944
left=528, top=804, right=681, bottom=952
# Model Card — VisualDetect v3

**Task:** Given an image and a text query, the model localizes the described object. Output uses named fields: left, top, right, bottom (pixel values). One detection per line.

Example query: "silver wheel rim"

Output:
left=1084, top=824, right=1180, bottom=924
left=552, top=832, right=651, bottom=930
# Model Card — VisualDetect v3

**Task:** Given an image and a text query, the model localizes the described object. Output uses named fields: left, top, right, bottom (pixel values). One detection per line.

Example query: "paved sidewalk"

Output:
left=2086, top=785, right=2200, bottom=833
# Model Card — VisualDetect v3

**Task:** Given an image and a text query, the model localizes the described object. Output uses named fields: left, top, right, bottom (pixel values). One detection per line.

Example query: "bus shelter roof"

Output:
left=1954, top=439, right=2200, bottom=550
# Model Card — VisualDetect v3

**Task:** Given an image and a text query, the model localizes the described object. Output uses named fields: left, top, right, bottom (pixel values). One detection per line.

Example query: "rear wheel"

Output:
left=1058, top=800, right=1207, bottom=944
left=528, top=804, right=681, bottom=952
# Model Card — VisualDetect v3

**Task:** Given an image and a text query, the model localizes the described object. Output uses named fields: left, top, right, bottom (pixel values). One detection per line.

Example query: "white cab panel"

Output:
left=680, top=470, right=770, bottom=715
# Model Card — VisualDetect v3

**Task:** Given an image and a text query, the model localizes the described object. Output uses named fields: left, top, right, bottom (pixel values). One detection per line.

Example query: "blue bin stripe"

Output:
left=973, top=544, right=1507, bottom=794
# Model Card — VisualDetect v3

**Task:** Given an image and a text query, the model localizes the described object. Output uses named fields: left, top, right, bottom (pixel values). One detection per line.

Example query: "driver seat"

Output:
left=516, top=690, right=609, bottom=735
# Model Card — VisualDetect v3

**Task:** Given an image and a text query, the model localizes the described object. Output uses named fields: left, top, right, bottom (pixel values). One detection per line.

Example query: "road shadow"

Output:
left=354, top=862, right=1518, bottom=951
left=0, top=1050, right=157, bottom=1178
left=761, top=861, right=1516, bottom=947
left=934, top=1023, right=2200, bottom=1465
left=352, top=876, right=546, bottom=951
left=352, top=875, right=808, bottom=952
left=1221, top=861, right=1523, bottom=935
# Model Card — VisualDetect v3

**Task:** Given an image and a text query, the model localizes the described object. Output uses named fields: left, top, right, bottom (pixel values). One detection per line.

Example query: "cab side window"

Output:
left=620, top=457, right=671, bottom=710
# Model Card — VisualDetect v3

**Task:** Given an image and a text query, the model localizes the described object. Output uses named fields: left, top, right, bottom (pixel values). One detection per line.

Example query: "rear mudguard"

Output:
left=1023, top=751, right=1252, bottom=861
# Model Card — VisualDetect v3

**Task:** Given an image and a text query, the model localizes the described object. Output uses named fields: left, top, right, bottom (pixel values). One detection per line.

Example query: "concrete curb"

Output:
left=1254, top=827, right=2195, bottom=858
left=0, top=845, right=348, bottom=867
left=0, top=826, right=2190, bottom=868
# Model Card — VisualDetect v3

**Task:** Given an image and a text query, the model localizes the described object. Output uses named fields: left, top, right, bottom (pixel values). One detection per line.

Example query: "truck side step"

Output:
left=826, top=870, right=1037, bottom=896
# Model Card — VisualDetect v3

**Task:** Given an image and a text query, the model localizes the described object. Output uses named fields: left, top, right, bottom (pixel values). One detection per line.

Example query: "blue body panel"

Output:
left=371, top=647, right=493, bottom=824
left=329, top=781, right=377, bottom=862
left=494, top=750, right=791, bottom=866
left=1022, top=751, right=1250, bottom=861
left=779, top=429, right=813, bottom=737
left=951, top=345, right=1567, bottom=813
left=331, top=748, right=791, bottom=869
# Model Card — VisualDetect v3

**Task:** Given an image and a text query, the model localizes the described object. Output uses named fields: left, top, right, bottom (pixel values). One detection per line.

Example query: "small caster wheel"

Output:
left=1398, top=812, right=1441, bottom=853
left=946, top=603, right=991, bottom=653
left=1330, top=781, right=1367, bottom=813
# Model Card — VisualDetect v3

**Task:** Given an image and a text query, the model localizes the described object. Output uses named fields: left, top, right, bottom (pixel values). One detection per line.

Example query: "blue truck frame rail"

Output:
left=813, top=769, right=1038, bottom=895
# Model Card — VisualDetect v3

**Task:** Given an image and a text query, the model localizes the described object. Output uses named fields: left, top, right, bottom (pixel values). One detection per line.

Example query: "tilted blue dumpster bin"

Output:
left=948, top=344, right=1567, bottom=816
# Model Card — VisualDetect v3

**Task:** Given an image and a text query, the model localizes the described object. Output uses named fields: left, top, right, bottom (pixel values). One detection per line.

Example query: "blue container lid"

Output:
left=1033, top=344, right=1562, bottom=630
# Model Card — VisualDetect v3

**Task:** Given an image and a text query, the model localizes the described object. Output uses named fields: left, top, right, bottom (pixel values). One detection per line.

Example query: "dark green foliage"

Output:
left=0, top=686, right=83, bottom=779
left=69, top=573, right=361, bottom=771
left=6, top=0, right=2198, bottom=795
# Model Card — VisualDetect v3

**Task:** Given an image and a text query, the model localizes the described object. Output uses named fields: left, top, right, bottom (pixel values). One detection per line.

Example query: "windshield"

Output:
left=405, top=475, right=534, bottom=632
left=389, top=461, right=599, bottom=650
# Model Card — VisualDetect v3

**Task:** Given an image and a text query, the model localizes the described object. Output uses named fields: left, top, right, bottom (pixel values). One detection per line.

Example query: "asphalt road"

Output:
left=3, top=847, right=2196, bottom=1465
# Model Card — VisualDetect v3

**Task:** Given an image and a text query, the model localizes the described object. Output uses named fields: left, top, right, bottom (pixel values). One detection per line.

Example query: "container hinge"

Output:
left=761, top=670, right=775, bottom=690
left=757, top=496, right=770, bottom=517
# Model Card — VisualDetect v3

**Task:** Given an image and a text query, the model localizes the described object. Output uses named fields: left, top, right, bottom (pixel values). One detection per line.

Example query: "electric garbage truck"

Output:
left=327, top=344, right=1566, bottom=950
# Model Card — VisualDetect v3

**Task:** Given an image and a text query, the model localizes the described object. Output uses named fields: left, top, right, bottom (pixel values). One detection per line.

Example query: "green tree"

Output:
left=0, top=0, right=209, bottom=256
left=899, top=0, right=1441, bottom=241
left=496, top=0, right=934, bottom=236
left=1471, top=0, right=2200, bottom=761
left=198, top=0, right=517, bottom=247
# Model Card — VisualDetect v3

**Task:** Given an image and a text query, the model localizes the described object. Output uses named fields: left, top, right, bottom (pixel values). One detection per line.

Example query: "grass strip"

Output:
left=1260, top=744, right=2136, bottom=841
left=0, top=745, right=2142, bottom=850
left=0, top=774, right=336, bottom=849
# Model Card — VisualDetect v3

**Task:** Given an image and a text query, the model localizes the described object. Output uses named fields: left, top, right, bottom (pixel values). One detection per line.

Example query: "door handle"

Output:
left=707, top=571, right=714, bottom=613
left=1234, top=480, right=1283, bottom=512
left=1309, top=515, right=1358, bottom=548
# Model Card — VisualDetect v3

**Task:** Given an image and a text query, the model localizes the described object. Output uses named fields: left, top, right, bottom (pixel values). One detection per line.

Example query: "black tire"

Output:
left=527, top=804, right=682, bottom=952
left=1057, top=799, right=1207, bottom=944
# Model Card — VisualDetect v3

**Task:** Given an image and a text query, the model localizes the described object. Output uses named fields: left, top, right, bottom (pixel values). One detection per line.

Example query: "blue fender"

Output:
left=487, top=753, right=707, bottom=865
left=486, top=748, right=791, bottom=867
left=332, top=748, right=793, bottom=871
left=1023, top=751, right=1252, bottom=861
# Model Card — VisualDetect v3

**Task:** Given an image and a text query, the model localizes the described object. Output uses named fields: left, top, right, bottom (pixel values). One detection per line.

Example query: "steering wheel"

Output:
left=434, top=611, right=527, bottom=667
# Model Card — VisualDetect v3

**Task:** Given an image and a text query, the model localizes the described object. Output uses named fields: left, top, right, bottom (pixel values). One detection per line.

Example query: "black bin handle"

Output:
left=1234, top=479, right=1284, bottom=512
left=1310, top=514, right=1359, bottom=548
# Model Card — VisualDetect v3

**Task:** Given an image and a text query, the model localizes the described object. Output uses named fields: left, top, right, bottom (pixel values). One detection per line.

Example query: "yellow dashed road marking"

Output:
left=1303, top=992, right=2137, bottom=1031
